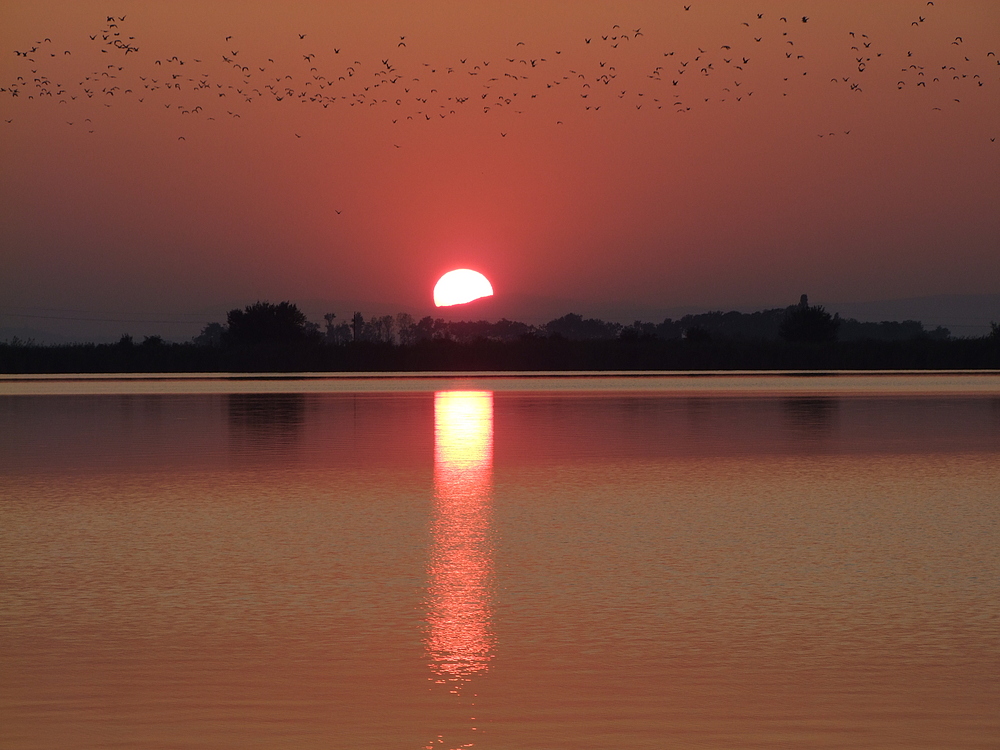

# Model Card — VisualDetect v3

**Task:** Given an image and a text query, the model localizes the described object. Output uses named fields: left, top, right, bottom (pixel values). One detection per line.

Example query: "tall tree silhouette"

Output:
left=779, top=295, right=841, bottom=343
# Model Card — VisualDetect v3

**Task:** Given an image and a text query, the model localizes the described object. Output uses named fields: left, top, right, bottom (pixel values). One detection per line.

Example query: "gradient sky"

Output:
left=2, top=1, right=998, bottom=337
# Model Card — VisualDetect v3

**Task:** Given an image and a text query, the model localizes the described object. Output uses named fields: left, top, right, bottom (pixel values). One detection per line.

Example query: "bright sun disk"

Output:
left=434, top=269, right=494, bottom=307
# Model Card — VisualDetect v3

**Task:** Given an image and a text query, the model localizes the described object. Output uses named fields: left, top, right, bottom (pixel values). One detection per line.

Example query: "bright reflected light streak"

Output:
left=426, top=391, right=495, bottom=688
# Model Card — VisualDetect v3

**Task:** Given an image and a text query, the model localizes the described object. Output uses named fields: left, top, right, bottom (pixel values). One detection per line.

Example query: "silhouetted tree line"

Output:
left=2, top=298, right=996, bottom=373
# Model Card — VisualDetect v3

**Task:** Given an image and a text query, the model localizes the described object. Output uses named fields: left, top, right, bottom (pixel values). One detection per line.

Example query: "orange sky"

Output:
left=1, top=1, right=998, bottom=336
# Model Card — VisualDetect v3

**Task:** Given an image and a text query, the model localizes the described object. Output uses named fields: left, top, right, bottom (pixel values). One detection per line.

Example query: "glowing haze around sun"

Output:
left=433, top=269, right=494, bottom=307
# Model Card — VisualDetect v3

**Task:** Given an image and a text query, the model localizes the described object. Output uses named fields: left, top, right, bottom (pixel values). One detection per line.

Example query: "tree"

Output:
left=323, top=313, right=353, bottom=345
left=413, top=316, right=446, bottom=341
left=396, top=313, right=416, bottom=345
left=225, top=301, right=316, bottom=346
left=352, top=312, right=364, bottom=342
left=779, top=294, right=840, bottom=343
left=623, top=321, right=660, bottom=340
left=543, top=313, right=622, bottom=340
left=194, top=322, right=225, bottom=347
left=323, top=312, right=338, bottom=341
left=365, top=314, right=396, bottom=344
left=683, top=325, right=712, bottom=343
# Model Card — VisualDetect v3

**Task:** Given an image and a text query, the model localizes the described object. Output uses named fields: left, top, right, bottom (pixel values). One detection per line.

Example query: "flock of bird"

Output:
left=2, top=4, right=997, bottom=145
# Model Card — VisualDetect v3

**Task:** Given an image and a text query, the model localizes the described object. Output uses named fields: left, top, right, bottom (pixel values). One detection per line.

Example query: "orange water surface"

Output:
left=1, top=375, right=998, bottom=749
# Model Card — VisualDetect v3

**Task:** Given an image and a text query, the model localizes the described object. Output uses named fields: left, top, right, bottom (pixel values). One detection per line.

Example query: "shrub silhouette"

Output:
left=225, top=301, right=315, bottom=346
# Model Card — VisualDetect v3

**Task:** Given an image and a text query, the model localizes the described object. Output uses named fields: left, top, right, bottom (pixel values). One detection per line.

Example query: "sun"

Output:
left=433, top=269, right=494, bottom=307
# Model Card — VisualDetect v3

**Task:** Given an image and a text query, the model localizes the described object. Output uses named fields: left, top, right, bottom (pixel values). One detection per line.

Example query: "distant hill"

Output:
left=829, top=294, right=1000, bottom=338
left=459, top=293, right=1000, bottom=336
left=0, top=325, right=77, bottom=346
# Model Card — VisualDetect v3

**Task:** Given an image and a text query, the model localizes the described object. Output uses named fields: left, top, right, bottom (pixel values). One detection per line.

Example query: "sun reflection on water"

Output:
left=426, top=391, right=495, bottom=690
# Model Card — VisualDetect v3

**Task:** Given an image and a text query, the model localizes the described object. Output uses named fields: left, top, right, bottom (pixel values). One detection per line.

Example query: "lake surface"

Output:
left=2, top=373, right=999, bottom=749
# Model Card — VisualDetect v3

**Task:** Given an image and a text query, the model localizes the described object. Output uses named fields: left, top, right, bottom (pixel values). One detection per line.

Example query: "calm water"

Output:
left=2, top=374, right=999, bottom=749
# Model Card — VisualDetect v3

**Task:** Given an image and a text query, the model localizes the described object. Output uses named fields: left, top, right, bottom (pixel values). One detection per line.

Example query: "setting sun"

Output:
left=433, top=269, right=494, bottom=307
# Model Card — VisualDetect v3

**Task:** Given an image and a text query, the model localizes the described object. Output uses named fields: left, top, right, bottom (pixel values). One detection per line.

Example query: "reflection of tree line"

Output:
left=3, top=298, right=999, bottom=372
left=228, top=393, right=305, bottom=434
left=782, top=397, right=838, bottom=433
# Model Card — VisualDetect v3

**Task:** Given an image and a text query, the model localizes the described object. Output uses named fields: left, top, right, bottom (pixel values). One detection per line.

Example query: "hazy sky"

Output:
left=2, top=1, right=998, bottom=336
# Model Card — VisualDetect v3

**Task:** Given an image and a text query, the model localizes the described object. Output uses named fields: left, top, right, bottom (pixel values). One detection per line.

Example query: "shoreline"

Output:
left=4, top=370, right=1000, bottom=397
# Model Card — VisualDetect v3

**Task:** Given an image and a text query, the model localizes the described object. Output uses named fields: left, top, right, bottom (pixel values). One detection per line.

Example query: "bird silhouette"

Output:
left=5, top=5, right=995, bottom=153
